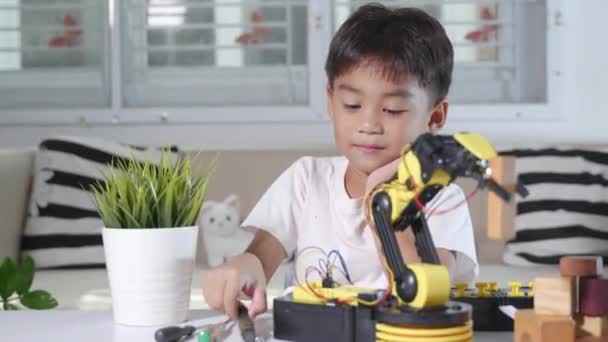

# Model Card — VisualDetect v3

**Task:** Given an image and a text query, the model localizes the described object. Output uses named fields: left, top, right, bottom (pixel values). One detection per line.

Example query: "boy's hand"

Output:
left=202, top=252, right=267, bottom=320
left=365, top=157, right=401, bottom=199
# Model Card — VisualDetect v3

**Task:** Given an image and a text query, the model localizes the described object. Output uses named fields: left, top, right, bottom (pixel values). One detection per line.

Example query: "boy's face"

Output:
left=327, top=65, right=447, bottom=176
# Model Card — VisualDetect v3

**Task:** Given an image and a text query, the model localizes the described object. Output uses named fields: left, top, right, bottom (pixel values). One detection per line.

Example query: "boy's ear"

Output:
left=427, top=99, right=448, bottom=134
left=326, top=83, right=335, bottom=120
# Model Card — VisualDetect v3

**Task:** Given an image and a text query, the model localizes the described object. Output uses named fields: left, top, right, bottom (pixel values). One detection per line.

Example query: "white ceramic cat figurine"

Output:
left=198, top=194, right=254, bottom=267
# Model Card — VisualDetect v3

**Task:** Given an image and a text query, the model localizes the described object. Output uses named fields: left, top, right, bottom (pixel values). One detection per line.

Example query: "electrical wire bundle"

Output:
left=294, top=247, right=394, bottom=307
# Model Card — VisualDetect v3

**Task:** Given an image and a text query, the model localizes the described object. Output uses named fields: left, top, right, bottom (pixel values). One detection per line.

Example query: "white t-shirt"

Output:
left=242, top=156, right=478, bottom=289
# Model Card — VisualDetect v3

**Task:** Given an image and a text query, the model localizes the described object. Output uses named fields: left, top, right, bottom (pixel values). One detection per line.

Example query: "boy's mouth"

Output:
left=352, top=144, right=386, bottom=153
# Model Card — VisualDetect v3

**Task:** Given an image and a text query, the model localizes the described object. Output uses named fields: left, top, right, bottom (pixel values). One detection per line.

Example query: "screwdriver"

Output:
left=238, top=302, right=256, bottom=342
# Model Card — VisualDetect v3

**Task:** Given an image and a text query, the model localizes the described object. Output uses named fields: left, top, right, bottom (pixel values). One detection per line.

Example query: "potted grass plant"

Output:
left=91, top=152, right=212, bottom=326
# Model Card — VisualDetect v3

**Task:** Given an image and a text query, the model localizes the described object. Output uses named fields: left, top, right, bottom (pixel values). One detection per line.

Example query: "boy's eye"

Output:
left=383, top=108, right=407, bottom=115
left=343, top=103, right=360, bottom=111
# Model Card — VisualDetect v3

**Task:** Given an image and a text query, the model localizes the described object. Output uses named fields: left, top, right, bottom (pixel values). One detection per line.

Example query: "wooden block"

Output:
left=487, top=156, right=516, bottom=240
left=580, top=278, right=608, bottom=316
left=575, top=315, right=608, bottom=337
left=576, top=336, right=608, bottom=342
left=561, top=256, right=604, bottom=277
left=515, top=309, right=576, bottom=342
left=534, top=276, right=576, bottom=316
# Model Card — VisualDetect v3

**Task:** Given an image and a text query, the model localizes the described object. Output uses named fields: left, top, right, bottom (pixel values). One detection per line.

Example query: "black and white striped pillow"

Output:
left=502, top=147, right=608, bottom=266
left=21, top=136, right=179, bottom=269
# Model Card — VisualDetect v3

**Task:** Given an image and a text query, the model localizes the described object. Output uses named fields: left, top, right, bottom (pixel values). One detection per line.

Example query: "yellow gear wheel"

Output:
left=376, top=321, right=472, bottom=336
left=376, top=320, right=473, bottom=342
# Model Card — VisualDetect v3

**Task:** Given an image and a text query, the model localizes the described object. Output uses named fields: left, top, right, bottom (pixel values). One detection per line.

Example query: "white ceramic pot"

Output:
left=102, top=226, right=198, bottom=326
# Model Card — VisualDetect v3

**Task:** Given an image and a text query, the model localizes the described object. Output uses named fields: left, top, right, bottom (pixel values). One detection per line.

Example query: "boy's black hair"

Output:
left=325, top=3, right=454, bottom=105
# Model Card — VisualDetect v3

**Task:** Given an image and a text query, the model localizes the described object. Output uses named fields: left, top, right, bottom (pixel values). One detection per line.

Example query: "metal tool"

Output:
left=154, top=325, right=197, bottom=342
left=238, top=303, right=257, bottom=342
left=154, top=319, right=231, bottom=342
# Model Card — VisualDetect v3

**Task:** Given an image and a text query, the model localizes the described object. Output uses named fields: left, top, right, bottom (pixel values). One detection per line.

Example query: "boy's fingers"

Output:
left=249, top=286, right=267, bottom=318
left=203, top=272, right=222, bottom=310
left=223, top=274, right=240, bottom=320
left=365, top=158, right=401, bottom=195
left=241, top=282, right=255, bottom=300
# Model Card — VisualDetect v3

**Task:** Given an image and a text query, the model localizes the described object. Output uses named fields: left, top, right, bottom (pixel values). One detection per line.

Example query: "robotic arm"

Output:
left=369, top=132, right=528, bottom=309
left=273, top=132, right=529, bottom=342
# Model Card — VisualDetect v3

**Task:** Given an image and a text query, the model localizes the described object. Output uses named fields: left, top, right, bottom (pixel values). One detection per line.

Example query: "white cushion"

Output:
left=22, top=137, right=180, bottom=269
left=502, top=147, right=608, bottom=265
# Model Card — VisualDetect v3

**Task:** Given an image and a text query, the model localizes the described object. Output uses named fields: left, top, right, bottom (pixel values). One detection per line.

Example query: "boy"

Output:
left=203, top=4, right=477, bottom=320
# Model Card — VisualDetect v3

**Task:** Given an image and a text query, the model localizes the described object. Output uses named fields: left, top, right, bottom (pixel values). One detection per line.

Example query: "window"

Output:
left=0, top=0, right=109, bottom=109
left=0, top=0, right=561, bottom=124
left=334, top=0, right=547, bottom=104
left=121, top=0, right=309, bottom=107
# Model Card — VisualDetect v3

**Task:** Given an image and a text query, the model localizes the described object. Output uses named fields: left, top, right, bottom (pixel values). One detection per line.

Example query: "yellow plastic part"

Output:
left=475, top=282, right=490, bottom=297
left=453, top=132, right=498, bottom=161
left=528, top=281, right=535, bottom=296
left=397, top=145, right=420, bottom=184
left=376, top=332, right=472, bottom=342
left=376, top=321, right=472, bottom=337
left=453, top=283, right=468, bottom=298
left=508, top=281, right=523, bottom=297
left=292, top=280, right=377, bottom=306
left=376, top=323, right=473, bottom=342
left=404, top=264, right=450, bottom=308
left=376, top=146, right=452, bottom=224
left=372, top=132, right=497, bottom=225
left=369, top=132, right=500, bottom=226
left=293, top=264, right=449, bottom=310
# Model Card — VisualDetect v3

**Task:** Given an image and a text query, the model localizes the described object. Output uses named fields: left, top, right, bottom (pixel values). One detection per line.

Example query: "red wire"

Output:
left=372, top=270, right=393, bottom=307
left=304, top=266, right=351, bottom=305
left=408, top=173, right=480, bottom=217
left=303, top=260, right=392, bottom=307
left=411, top=180, right=429, bottom=213
left=304, top=266, right=328, bottom=301
left=429, top=187, right=480, bottom=216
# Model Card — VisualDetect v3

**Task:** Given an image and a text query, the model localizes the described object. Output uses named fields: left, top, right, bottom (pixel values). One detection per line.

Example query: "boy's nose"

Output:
left=358, top=113, right=384, bottom=135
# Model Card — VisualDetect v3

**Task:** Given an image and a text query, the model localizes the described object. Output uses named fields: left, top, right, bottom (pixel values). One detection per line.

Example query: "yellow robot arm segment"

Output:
left=453, top=132, right=498, bottom=161
left=404, top=264, right=450, bottom=309
left=376, top=146, right=452, bottom=224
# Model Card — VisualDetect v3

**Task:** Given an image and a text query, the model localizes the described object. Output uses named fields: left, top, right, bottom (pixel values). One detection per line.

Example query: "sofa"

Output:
left=0, top=146, right=571, bottom=310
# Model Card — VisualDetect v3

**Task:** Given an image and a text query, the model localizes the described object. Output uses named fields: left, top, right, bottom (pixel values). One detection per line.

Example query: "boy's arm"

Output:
left=202, top=229, right=287, bottom=320
left=244, top=228, right=288, bottom=283
left=394, top=231, right=457, bottom=275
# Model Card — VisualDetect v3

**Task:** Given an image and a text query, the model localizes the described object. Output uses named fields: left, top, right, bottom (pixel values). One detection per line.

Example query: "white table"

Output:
left=0, top=310, right=514, bottom=342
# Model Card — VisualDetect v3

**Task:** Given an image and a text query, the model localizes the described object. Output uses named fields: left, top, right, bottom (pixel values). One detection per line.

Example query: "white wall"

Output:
left=0, top=1, right=606, bottom=150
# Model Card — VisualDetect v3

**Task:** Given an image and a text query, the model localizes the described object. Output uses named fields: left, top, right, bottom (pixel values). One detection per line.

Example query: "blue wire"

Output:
left=327, top=249, right=352, bottom=283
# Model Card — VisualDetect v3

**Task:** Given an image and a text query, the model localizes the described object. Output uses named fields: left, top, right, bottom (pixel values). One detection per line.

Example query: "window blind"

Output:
left=0, top=0, right=108, bottom=109
left=121, top=0, right=310, bottom=107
